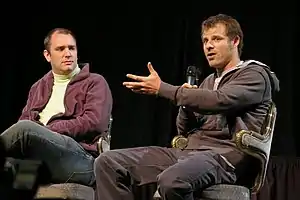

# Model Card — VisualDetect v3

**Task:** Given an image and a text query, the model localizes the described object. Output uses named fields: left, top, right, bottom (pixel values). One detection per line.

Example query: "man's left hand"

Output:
left=123, top=62, right=161, bottom=95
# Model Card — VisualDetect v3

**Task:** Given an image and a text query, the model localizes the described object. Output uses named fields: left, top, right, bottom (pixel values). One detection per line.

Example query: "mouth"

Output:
left=63, top=61, right=73, bottom=65
left=207, top=53, right=216, bottom=60
left=207, top=52, right=216, bottom=57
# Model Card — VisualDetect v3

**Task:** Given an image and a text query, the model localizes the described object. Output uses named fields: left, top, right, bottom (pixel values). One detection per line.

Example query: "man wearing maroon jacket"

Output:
left=0, top=28, right=113, bottom=186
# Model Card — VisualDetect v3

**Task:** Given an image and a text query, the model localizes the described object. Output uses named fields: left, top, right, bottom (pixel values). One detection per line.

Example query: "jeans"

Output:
left=94, top=146, right=237, bottom=200
left=0, top=120, right=95, bottom=186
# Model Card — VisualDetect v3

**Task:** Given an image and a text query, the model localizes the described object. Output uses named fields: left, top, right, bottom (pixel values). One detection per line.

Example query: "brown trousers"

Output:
left=94, top=146, right=238, bottom=200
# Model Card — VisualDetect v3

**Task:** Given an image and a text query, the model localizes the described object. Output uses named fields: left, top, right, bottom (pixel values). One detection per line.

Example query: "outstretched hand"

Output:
left=123, top=62, right=161, bottom=95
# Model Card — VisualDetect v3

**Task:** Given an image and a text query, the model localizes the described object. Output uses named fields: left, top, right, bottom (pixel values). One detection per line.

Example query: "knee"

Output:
left=94, top=152, right=109, bottom=170
left=157, top=172, right=176, bottom=196
left=157, top=170, right=192, bottom=197
left=2, top=120, right=36, bottom=137
left=14, top=120, right=38, bottom=128
left=94, top=151, right=119, bottom=174
left=11, top=120, right=38, bottom=132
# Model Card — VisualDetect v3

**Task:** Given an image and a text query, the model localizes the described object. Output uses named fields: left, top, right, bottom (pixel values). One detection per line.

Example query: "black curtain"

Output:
left=0, top=3, right=298, bottom=200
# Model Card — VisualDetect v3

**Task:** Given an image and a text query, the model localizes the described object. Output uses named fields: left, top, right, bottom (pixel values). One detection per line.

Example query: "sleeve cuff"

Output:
left=157, top=81, right=180, bottom=102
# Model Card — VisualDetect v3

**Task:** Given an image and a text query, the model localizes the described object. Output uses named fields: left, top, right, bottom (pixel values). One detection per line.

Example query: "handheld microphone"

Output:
left=186, top=66, right=197, bottom=85
left=182, top=66, right=197, bottom=110
left=173, top=66, right=200, bottom=149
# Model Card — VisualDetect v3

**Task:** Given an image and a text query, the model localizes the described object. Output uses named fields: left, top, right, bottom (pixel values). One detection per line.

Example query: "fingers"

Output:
left=126, top=62, right=156, bottom=81
left=126, top=74, right=147, bottom=81
left=147, top=62, right=156, bottom=74
left=182, top=83, right=192, bottom=88
left=131, top=89, right=141, bottom=93
left=182, top=83, right=198, bottom=89
left=123, top=81, right=144, bottom=88
left=131, top=88, right=146, bottom=93
left=129, top=87, right=149, bottom=95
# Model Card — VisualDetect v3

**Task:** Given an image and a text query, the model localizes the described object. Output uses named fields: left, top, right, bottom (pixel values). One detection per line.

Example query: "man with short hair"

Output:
left=94, top=14, right=279, bottom=200
left=0, top=28, right=113, bottom=186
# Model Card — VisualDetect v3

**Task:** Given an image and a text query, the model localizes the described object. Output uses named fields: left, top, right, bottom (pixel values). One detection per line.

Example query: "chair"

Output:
left=97, top=116, right=113, bottom=153
left=153, top=102, right=277, bottom=200
left=34, top=116, right=113, bottom=200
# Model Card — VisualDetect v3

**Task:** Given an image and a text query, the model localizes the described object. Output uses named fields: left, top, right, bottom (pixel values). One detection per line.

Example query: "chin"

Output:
left=65, top=65, right=76, bottom=71
left=208, top=60, right=224, bottom=69
left=58, top=67, right=73, bottom=75
left=208, top=62, right=219, bottom=68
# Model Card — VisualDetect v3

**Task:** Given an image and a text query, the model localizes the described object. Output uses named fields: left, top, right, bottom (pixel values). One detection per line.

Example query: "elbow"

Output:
left=92, top=115, right=110, bottom=134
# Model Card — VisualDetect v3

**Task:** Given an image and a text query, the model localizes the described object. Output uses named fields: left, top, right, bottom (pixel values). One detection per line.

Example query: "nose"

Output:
left=64, top=48, right=72, bottom=57
left=205, top=41, right=214, bottom=51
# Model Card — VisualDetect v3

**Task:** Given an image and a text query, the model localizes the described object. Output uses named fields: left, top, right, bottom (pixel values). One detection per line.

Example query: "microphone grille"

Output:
left=186, top=66, right=197, bottom=76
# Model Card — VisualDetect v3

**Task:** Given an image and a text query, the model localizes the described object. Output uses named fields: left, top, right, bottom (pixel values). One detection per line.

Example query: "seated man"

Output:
left=94, top=14, right=280, bottom=200
left=0, top=28, right=113, bottom=186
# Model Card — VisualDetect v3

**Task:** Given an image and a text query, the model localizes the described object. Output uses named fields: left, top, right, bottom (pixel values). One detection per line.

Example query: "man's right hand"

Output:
left=181, top=83, right=198, bottom=89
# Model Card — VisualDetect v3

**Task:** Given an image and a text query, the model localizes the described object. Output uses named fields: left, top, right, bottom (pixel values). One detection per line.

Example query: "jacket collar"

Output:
left=43, top=63, right=90, bottom=86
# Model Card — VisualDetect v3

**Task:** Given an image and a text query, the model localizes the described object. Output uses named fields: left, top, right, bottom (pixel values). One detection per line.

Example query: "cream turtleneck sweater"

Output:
left=39, top=66, right=81, bottom=125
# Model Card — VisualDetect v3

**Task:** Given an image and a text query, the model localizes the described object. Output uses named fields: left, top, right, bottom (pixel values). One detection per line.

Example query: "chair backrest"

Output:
left=97, top=115, right=113, bottom=154
left=235, top=102, right=277, bottom=193
left=254, top=102, right=277, bottom=192
left=107, top=115, right=113, bottom=143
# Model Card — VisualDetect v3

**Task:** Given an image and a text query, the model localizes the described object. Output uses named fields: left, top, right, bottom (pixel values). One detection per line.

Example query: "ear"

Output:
left=43, top=50, right=51, bottom=62
left=232, top=36, right=240, bottom=47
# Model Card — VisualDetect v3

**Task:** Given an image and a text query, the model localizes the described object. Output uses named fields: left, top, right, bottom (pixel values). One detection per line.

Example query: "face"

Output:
left=202, top=23, right=239, bottom=69
left=43, top=32, right=78, bottom=75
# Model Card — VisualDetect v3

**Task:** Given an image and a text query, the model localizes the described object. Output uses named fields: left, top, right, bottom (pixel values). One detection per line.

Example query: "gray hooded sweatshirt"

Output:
left=158, top=60, right=280, bottom=165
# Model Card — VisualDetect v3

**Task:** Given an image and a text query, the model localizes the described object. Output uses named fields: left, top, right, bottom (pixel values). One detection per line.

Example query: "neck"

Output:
left=52, top=65, right=80, bottom=82
left=216, top=56, right=241, bottom=77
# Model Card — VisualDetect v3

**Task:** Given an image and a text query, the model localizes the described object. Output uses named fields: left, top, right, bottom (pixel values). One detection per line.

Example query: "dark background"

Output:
left=1, top=4, right=297, bottom=157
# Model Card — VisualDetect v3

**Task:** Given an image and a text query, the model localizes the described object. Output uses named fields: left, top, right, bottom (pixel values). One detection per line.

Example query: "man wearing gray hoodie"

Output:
left=95, top=14, right=280, bottom=200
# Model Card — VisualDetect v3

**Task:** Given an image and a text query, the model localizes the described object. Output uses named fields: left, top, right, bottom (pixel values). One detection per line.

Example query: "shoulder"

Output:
left=77, top=63, right=110, bottom=87
left=89, top=72, right=106, bottom=81
left=237, top=60, right=271, bottom=79
left=88, top=73, right=109, bottom=86
left=28, top=71, right=52, bottom=92
left=84, top=73, right=112, bottom=95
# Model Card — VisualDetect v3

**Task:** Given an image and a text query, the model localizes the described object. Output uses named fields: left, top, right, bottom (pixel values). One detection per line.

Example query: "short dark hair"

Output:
left=201, top=14, right=244, bottom=56
left=44, top=28, right=76, bottom=51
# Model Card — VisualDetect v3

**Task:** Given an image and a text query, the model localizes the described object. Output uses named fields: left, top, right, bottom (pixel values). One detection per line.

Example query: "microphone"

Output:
left=173, top=66, right=198, bottom=150
left=186, top=66, right=197, bottom=85
left=182, top=66, right=197, bottom=110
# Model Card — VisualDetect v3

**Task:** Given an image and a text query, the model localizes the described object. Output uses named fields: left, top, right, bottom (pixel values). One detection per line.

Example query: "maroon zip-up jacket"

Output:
left=19, top=63, right=113, bottom=156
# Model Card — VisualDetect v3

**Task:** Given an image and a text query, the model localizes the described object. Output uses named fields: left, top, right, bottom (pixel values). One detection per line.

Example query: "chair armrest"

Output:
left=98, top=115, right=113, bottom=154
left=235, top=130, right=272, bottom=158
left=97, top=136, right=110, bottom=154
left=235, top=129, right=273, bottom=193
left=236, top=103, right=276, bottom=158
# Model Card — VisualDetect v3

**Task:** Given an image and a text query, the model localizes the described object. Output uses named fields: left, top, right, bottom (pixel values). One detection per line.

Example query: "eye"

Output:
left=58, top=46, right=65, bottom=51
left=213, top=37, right=222, bottom=41
left=68, top=45, right=76, bottom=50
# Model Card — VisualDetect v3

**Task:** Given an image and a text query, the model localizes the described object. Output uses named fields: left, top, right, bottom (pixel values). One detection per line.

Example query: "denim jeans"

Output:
left=0, top=120, right=95, bottom=186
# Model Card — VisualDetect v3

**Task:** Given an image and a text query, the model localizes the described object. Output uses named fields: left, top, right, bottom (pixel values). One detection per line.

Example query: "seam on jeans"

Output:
left=10, top=128, right=93, bottom=160
left=65, top=169, right=94, bottom=185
